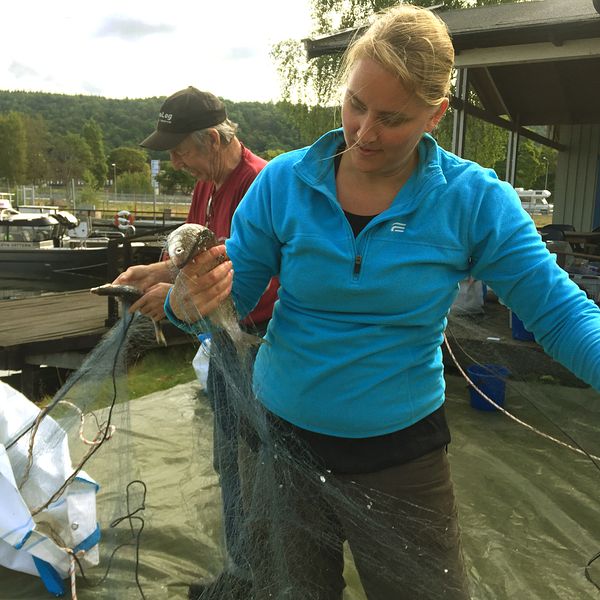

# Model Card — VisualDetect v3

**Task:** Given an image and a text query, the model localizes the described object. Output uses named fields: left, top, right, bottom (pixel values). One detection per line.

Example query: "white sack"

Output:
left=0, top=382, right=99, bottom=595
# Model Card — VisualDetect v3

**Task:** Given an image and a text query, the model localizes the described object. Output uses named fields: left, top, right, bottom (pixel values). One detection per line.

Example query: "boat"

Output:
left=0, top=201, right=162, bottom=282
left=515, top=187, right=554, bottom=215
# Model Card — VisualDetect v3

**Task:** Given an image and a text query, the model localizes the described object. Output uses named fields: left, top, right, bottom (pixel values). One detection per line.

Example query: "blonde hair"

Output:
left=338, top=4, right=454, bottom=109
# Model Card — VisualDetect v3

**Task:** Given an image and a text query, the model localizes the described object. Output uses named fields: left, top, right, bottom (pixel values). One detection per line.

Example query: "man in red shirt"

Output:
left=114, top=86, right=277, bottom=600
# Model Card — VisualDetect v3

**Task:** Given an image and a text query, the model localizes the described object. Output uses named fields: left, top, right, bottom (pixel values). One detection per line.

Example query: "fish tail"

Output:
left=231, top=329, right=266, bottom=357
left=154, top=322, right=167, bottom=347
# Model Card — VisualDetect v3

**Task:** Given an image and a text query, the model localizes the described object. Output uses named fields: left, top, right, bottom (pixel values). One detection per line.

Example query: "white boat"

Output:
left=515, top=187, right=554, bottom=215
left=0, top=201, right=159, bottom=281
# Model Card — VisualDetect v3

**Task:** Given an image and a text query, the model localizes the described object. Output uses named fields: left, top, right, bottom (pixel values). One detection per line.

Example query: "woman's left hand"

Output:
left=169, top=245, right=234, bottom=322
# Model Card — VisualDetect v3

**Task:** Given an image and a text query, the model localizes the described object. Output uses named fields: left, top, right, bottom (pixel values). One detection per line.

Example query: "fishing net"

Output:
left=1, top=270, right=600, bottom=600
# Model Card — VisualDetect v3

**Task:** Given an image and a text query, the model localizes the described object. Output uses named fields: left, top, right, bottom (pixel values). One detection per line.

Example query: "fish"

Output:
left=166, top=223, right=264, bottom=357
left=90, top=283, right=167, bottom=346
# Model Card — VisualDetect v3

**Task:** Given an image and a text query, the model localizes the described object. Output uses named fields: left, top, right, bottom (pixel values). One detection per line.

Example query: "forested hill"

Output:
left=0, top=90, right=309, bottom=156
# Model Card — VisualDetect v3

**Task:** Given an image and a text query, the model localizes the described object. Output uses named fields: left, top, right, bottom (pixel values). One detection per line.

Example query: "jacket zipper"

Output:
left=353, top=255, right=362, bottom=277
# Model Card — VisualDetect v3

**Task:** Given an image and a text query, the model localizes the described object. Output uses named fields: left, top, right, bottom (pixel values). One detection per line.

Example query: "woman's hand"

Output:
left=169, top=245, right=234, bottom=323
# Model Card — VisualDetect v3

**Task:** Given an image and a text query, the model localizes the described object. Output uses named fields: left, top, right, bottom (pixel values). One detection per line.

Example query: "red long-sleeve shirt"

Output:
left=186, top=144, right=278, bottom=327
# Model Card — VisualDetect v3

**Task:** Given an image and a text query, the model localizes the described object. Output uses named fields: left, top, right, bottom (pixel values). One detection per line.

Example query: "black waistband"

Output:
left=261, top=404, right=451, bottom=475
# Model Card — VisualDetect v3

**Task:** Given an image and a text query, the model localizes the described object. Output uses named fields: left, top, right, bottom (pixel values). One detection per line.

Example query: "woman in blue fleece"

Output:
left=166, top=5, right=600, bottom=600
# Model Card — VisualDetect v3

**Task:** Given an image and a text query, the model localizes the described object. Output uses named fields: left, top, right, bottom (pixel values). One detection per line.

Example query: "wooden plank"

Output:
left=0, top=290, right=108, bottom=349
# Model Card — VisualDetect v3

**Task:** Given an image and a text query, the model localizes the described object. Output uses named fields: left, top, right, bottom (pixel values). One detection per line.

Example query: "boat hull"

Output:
left=0, top=245, right=162, bottom=281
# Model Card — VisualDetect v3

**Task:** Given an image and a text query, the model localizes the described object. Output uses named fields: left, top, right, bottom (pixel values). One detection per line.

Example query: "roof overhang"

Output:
left=303, top=0, right=600, bottom=125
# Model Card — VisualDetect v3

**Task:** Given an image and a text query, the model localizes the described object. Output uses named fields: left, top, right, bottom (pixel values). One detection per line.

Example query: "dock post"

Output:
left=22, top=364, right=42, bottom=402
left=105, top=239, right=120, bottom=326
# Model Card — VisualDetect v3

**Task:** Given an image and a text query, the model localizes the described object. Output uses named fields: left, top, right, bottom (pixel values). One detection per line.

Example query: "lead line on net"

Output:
left=443, top=333, right=600, bottom=463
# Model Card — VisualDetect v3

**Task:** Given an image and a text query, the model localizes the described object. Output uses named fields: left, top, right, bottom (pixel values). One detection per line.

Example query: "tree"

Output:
left=0, top=111, right=28, bottom=185
left=49, top=132, right=93, bottom=184
left=155, top=162, right=195, bottom=195
left=21, top=113, right=51, bottom=185
left=82, top=119, right=108, bottom=189
left=118, top=171, right=154, bottom=194
left=107, top=147, right=149, bottom=175
left=516, top=140, right=557, bottom=191
left=271, top=0, right=521, bottom=130
left=271, top=0, right=461, bottom=110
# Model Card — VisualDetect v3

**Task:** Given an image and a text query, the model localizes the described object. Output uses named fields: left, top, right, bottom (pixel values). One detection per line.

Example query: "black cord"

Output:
left=585, top=550, right=600, bottom=591
left=8, top=307, right=149, bottom=598
left=74, top=480, right=148, bottom=600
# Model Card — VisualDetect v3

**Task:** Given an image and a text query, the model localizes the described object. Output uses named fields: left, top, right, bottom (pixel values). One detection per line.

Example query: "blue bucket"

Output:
left=511, top=312, right=535, bottom=342
left=466, top=364, right=509, bottom=411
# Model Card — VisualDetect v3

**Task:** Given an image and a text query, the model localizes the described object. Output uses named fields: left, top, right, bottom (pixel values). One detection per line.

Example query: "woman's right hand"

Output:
left=169, top=244, right=234, bottom=323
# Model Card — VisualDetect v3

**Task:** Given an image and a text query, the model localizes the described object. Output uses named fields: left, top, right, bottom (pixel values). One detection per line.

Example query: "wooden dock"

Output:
left=0, top=289, right=110, bottom=399
left=1, top=289, right=107, bottom=349
left=0, top=290, right=110, bottom=376
left=0, top=288, right=190, bottom=399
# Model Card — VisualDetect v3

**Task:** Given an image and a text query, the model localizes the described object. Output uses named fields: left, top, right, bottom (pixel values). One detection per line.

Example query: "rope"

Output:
left=443, top=332, right=600, bottom=463
left=58, top=401, right=116, bottom=446
left=64, top=547, right=85, bottom=600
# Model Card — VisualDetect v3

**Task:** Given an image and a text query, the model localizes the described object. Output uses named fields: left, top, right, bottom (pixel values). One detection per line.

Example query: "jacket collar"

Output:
left=293, top=128, right=448, bottom=215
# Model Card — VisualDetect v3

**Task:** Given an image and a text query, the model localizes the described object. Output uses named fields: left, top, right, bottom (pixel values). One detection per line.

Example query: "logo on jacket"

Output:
left=390, top=222, right=407, bottom=233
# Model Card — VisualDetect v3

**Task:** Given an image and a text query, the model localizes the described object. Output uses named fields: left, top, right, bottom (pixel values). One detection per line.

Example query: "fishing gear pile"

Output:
left=2, top=242, right=600, bottom=599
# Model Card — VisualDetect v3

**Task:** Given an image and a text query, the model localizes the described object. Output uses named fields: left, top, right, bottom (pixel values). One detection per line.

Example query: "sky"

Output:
left=1, top=0, right=314, bottom=103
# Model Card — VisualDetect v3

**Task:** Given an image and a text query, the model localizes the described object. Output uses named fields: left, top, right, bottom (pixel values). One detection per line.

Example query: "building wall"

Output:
left=555, top=124, right=600, bottom=230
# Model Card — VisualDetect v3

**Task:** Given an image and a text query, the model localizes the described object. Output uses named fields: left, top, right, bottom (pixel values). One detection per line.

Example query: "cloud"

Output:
left=96, top=16, right=174, bottom=41
left=225, top=47, right=258, bottom=61
left=9, top=62, right=39, bottom=79
left=81, top=81, right=103, bottom=95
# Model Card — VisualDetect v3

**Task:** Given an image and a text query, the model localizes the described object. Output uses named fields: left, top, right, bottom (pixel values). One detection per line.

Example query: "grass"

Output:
left=126, top=342, right=198, bottom=399
left=532, top=214, right=553, bottom=228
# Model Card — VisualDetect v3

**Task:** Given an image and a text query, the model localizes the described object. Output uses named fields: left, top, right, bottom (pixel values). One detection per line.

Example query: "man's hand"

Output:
left=129, top=282, right=172, bottom=320
left=112, top=261, right=172, bottom=293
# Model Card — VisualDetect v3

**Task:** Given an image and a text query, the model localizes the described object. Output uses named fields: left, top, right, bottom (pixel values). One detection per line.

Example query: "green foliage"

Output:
left=0, top=91, right=311, bottom=163
left=49, top=132, right=93, bottom=183
left=0, top=91, right=163, bottom=156
left=82, top=119, right=108, bottom=189
left=22, top=113, right=51, bottom=184
left=226, top=100, right=310, bottom=154
left=118, top=171, right=154, bottom=194
left=79, top=184, right=101, bottom=207
left=516, top=140, right=557, bottom=190
left=155, top=162, right=195, bottom=195
left=262, top=149, right=288, bottom=161
left=277, top=102, right=338, bottom=148
left=0, top=112, right=28, bottom=184
left=466, top=120, right=508, bottom=170
left=108, top=147, right=149, bottom=175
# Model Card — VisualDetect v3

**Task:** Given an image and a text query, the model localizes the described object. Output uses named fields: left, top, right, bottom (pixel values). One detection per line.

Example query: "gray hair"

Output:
left=189, top=118, right=239, bottom=149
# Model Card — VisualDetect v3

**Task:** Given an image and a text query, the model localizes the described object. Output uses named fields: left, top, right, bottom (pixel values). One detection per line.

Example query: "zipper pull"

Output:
left=353, top=255, right=362, bottom=276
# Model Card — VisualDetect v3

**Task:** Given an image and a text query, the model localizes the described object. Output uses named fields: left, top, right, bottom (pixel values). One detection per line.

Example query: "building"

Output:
left=303, top=0, right=600, bottom=230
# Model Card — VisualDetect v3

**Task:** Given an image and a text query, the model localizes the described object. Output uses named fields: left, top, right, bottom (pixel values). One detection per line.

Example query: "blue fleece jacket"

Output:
left=175, top=129, right=600, bottom=437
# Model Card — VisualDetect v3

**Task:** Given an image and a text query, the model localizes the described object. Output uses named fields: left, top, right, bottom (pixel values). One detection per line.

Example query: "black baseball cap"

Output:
left=140, top=86, right=227, bottom=151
